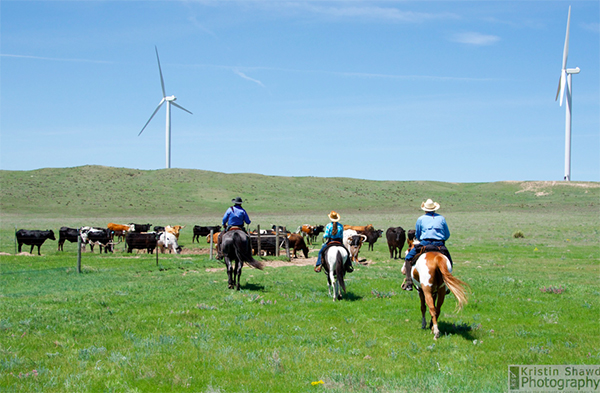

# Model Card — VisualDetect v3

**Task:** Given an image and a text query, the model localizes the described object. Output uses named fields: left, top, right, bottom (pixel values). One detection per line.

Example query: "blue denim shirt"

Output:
left=415, top=212, right=450, bottom=241
left=222, top=205, right=251, bottom=227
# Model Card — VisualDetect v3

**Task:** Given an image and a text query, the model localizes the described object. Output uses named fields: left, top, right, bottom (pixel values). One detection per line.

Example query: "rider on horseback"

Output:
left=314, top=211, right=353, bottom=274
left=402, top=199, right=452, bottom=291
left=216, top=197, right=251, bottom=260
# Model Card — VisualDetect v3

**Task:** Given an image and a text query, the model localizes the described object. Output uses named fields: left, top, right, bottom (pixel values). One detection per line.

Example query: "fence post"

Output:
left=257, top=225, right=262, bottom=257
left=209, top=229, right=214, bottom=260
left=284, top=226, right=290, bottom=260
left=77, top=228, right=82, bottom=274
left=275, top=228, right=280, bottom=257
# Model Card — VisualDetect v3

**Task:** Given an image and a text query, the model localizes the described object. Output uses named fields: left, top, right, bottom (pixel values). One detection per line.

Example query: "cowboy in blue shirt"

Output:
left=217, top=197, right=251, bottom=259
left=403, top=199, right=452, bottom=291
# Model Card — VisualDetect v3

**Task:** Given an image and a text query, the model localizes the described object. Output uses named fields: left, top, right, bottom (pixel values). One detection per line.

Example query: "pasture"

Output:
left=0, top=167, right=599, bottom=392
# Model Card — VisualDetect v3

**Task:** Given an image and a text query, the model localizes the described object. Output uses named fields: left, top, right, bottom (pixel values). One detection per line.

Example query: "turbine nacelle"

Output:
left=165, top=95, right=177, bottom=102
left=566, top=67, right=580, bottom=75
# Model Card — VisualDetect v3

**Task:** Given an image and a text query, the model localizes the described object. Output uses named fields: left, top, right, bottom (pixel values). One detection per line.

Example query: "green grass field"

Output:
left=1, top=167, right=599, bottom=392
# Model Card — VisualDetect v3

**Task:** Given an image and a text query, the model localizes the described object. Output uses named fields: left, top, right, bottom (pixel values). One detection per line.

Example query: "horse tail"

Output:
left=437, top=255, right=468, bottom=310
left=335, top=248, right=347, bottom=294
left=233, top=232, right=264, bottom=270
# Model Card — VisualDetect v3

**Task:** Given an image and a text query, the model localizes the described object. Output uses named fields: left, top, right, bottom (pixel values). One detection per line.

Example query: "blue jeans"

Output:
left=405, top=240, right=449, bottom=263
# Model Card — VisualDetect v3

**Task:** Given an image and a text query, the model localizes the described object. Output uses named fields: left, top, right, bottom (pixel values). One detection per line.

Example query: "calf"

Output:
left=193, top=225, right=221, bottom=243
left=126, top=232, right=158, bottom=254
left=157, top=232, right=182, bottom=254
left=16, top=229, right=56, bottom=255
left=58, top=226, right=79, bottom=251
left=287, top=233, right=309, bottom=258
left=386, top=227, right=406, bottom=259
left=86, top=228, right=113, bottom=253
left=360, top=228, right=383, bottom=251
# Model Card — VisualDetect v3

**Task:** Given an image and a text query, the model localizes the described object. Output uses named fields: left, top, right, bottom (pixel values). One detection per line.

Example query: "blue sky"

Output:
left=1, top=0, right=599, bottom=182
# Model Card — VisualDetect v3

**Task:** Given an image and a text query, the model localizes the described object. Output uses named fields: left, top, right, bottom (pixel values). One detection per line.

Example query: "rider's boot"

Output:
left=402, top=259, right=413, bottom=291
left=314, top=265, right=321, bottom=273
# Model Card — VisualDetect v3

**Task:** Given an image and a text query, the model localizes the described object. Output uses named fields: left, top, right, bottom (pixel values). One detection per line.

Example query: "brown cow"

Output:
left=165, top=225, right=185, bottom=240
left=207, top=232, right=220, bottom=245
left=108, top=223, right=134, bottom=232
left=287, top=233, right=309, bottom=258
left=297, top=224, right=324, bottom=244
left=343, top=224, right=374, bottom=232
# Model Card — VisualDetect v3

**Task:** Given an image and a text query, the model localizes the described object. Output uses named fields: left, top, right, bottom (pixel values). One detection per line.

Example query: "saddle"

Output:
left=411, top=244, right=453, bottom=266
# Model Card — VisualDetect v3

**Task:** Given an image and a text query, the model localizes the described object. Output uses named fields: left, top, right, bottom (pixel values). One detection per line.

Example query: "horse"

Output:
left=402, top=245, right=468, bottom=339
left=321, top=244, right=350, bottom=301
left=221, top=229, right=264, bottom=290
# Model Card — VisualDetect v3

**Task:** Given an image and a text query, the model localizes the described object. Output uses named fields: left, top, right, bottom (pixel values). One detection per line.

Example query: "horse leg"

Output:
left=235, top=260, right=242, bottom=291
left=329, top=270, right=337, bottom=301
left=418, top=288, right=428, bottom=329
left=225, top=258, right=234, bottom=289
left=421, top=286, right=440, bottom=339
left=433, top=286, right=447, bottom=337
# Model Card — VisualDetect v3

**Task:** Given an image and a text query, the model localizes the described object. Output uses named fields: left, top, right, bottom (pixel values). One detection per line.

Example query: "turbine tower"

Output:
left=139, top=46, right=192, bottom=169
left=555, top=6, right=580, bottom=181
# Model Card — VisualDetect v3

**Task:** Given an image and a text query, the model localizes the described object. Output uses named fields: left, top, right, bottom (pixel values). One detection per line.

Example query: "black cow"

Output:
left=386, top=227, right=406, bottom=259
left=86, top=228, right=114, bottom=253
left=310, top=225, right=325, bottom=244
left=16, top=229, right=56, bottom=255
left=58, top=226, right=79, bottom=251
left=250, top=235, right=277, bottom=256
left=153, top=226, right=165, bottom=233
left=271, top=225, right=290, bottom=234
left=129, top=223, right=152, bottom=233
left=126, top=232, right=158, bottom=254
left=359, top=228, right=384, bottom=251
left=192, top=225, right=221, bottom=243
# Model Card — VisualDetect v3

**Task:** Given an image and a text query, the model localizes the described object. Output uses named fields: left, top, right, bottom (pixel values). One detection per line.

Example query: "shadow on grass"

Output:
left=438, top=321, right=477, bottom=340
left=240, top=282, right=266, bottom=291
left=342, top=291, right=363, bottom=301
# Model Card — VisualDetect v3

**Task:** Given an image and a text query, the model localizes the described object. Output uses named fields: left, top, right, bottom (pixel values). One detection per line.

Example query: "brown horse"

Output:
left=402, top=248, right=468, bottom=339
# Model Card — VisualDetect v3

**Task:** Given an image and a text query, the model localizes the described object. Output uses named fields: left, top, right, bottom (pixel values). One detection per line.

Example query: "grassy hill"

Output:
left=1, top=166, right=598, bottom=221
left=1, top=166, right=599, bottom=392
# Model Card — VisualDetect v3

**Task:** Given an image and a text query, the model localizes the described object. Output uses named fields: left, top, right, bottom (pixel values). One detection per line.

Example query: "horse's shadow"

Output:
left=342, top=291, right=362, bottom=301
left=239, top=283, right=265, bottom=291
left=437, top=321, right=477, bottom=341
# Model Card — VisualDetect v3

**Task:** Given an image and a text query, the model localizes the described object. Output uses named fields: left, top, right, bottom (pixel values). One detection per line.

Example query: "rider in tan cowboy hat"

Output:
left=314, top=211, right=353, bottom=273
left=402, top=198, right=452, bottom=290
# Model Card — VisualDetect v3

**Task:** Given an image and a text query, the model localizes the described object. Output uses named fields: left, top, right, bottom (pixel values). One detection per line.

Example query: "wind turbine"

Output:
left=139, top=46, right=192, bottom=169
left=555, top=6, right=580, bottom=181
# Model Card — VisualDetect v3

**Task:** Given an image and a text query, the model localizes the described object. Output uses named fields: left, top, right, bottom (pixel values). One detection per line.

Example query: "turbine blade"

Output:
left=561, top=6, right=571, bottom=71
left=138, top=99, right=165, bottom=136
left=558, top=70, right=566, bottom=107
left=555, top=75, right=562, bottom=101
left=171, top=101, right=193, bottom=115
left=155, top=46, right=166, bottom=97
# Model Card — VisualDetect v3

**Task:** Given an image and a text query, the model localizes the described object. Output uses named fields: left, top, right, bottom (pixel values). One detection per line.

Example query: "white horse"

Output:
left=321, top=245, right=350, bottom=301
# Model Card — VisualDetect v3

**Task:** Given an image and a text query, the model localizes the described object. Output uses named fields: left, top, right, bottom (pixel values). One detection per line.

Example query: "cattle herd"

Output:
left=14, top=222, right=412, bottom=261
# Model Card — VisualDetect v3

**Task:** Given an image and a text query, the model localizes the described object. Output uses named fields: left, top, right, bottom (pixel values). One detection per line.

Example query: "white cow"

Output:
left=343, top=229, right=367, bottom=264
left=157, top=232, right=182, bottom=254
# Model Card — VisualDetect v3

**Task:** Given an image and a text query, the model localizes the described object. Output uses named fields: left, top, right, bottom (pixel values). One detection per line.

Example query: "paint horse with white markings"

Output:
left=402, top=243, right=468, bottom=339
left=321, top=243, right=350, bottom=301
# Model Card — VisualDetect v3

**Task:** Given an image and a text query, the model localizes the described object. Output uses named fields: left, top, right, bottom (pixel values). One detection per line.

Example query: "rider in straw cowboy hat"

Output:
left=402, top=198, right=452, bottom=291
left=314, top=210, right=353, bottom=273
left=216, top=197, right=251, bottom=260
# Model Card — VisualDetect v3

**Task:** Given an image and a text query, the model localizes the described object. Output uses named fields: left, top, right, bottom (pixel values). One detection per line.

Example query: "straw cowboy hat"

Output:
left=328, top=211, right=341, bottom=222
left=232, top=197, right=243, bottom=205
left=421, top=199, right=440, bottom=212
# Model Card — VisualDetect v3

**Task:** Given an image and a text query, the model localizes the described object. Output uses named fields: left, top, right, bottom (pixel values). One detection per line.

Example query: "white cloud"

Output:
left=233, top=69, right=265, bottom=87
left=450, top=32, right=500, bottom=46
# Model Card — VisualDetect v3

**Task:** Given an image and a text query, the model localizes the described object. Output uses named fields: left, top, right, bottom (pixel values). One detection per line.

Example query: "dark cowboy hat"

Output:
left=232, top=197, right=243, bottom=205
